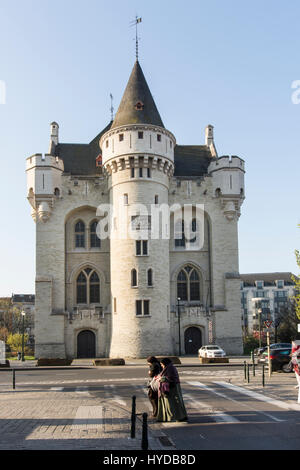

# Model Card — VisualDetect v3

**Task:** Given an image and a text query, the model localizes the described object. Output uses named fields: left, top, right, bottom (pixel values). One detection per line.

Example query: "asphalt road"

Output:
left=0, top=365, right=299, bottom=450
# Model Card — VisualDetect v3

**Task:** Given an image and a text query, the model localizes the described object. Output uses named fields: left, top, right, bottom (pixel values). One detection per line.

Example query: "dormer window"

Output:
left=135, top=101, right=144, bottom=110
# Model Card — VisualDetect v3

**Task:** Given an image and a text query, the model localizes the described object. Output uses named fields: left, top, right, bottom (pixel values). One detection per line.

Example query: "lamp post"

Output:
left=257, top=307, right=262, bottom=348
left=177, top=297, right=181, bottom=356
left=21, top=311, right=26, bottom=362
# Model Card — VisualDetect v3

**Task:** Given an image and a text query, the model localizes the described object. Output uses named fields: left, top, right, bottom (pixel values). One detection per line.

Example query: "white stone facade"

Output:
left=26, top=61, right=246, bottom=358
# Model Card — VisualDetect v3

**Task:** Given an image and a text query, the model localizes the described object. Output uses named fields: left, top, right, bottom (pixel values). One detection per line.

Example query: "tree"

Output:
left=0, top=327, right=9, bottom=342
left=276, top=301, right=299, bottom=343
left=0, top=299, right=31, bottom=335
left=6, top=333, right=29, bottom=353
left=292, top=249, right=300, bottom=321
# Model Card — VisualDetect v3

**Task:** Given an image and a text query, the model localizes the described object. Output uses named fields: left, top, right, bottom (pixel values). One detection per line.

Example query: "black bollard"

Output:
left=12, top=369, right=15, bottom=390
left=252, top=352, right=255, bottom=377
left=131, top=395, right=136, bottom=439
left=244, top=361, right=247, bottom=381
left=262, top=364, right=265, bottom=387
left=141, top=412, right=148, bottom=450
left=247, top=363, right=250, bottom=383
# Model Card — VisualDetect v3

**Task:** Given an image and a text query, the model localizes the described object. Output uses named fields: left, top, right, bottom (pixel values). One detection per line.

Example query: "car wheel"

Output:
left=282, top=362, right=293, bottom=373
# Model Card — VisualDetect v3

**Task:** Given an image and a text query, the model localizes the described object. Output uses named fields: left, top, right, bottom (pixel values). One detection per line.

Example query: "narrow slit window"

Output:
left=131, top=269, right=137, bottom=287
left=138, top=131, right=144, bottom=139
left=147, top=269, right=153, bottom=287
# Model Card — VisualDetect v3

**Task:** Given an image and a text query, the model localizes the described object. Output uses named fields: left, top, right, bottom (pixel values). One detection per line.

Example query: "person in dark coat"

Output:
left=156, top=357, right=188, bottom=422
left=146, top=356, right=162, bottom=418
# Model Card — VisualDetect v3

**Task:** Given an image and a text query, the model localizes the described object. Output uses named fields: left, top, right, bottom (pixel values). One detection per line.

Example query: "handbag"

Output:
left=160, top=380, right=170, bottom=395
left=149, top=376, right=160, bottom=392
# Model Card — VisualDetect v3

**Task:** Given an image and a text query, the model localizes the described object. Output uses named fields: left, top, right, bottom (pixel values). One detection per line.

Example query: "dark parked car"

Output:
left=254, top=343, right=291, bottom=356
left=257, top=347, right=292, bottom=372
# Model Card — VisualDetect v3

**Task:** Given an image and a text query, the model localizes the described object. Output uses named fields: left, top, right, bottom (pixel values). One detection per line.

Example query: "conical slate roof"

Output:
left=111, top=61, right=164, bottom=129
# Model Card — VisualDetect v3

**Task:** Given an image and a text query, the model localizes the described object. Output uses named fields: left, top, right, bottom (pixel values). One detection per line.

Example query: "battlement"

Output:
left=26, top=153, right=64, bottom=172
left=208, top=155, right=245, bottom=173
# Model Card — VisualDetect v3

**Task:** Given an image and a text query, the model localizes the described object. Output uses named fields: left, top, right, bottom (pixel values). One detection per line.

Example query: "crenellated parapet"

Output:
left=26, top=153, right=64, bottom=223
left=208, top=155, right=245, bottom=220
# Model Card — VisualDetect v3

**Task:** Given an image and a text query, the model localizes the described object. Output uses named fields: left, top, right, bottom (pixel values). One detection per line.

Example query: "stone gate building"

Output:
left=26, top=60, right=245, bottom=359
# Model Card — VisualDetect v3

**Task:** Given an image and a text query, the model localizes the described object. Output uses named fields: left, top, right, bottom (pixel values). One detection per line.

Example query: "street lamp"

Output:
left=257, top=307, right=262, bottom=348
left=21, top=311, right=26, bottom=362
left=177, top=297, right=181, bottom=356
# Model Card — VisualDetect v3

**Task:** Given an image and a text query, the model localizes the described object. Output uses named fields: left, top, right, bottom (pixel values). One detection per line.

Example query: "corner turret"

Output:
left=208, top=155, right=245, bottom=220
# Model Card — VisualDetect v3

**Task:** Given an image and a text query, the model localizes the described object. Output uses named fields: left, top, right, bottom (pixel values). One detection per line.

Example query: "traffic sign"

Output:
left=264, top=320, right=272, bottom=328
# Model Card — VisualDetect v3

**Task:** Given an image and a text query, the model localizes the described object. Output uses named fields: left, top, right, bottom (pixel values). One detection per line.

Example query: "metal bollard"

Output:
left=262, top=364, right=265, bottom=387
left=247, top=363, right=250, bottom=383
left=131, top=395, right=136, bottom=439
left=12, top=369, right=15, bottom=390
left=141, top=412, right=148, bottom=450
left=244, top=361, right=247, bottom=380
left=252, top=352, right=255, bottom=377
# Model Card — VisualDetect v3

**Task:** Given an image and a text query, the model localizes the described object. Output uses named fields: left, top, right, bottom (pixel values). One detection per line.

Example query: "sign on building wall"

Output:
left=0, top=341, right=5, bottom=364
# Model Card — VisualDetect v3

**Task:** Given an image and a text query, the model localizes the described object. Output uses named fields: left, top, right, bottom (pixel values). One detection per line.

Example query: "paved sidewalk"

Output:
left=0, top=388, right=164, bottom=450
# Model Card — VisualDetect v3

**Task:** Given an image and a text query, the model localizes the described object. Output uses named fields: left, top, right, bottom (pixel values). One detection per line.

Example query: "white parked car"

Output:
left=198, top=345, right=226, bottom=358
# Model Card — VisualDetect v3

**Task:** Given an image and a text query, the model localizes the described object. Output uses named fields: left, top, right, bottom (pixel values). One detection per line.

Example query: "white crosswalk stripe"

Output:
left=71, top=405, right=104, bottom=430
left=76, top=386, right=91, bottom=395
left=186, top=381, right=286, bottom=422
left=182, top=392, right=239, bottom=423
left=214, top=381, right=300, bottom=413
left=104, top=384, right=127, bottom=407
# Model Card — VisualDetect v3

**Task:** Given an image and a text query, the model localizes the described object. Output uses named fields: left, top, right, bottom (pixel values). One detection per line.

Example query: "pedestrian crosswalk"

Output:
left=48, top=379, right=299, bottom=426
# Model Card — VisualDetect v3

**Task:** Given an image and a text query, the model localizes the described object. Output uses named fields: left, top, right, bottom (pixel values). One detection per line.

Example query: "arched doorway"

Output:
left=184, top=327, right=202, bottom=354
left=77, top=330, right=96, bottom=358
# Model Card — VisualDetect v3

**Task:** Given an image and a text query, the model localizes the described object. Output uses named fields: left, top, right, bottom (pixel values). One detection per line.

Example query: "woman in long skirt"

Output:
left=156, top=357, right=188, bottom=423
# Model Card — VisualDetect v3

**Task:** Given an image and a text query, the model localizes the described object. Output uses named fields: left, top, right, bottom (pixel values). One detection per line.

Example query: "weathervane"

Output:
left=130, top=16, right=142, bottom=60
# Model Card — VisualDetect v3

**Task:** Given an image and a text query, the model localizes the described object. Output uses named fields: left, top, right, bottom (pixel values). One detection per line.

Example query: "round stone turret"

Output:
left=100, top=61, right=175, bottom=358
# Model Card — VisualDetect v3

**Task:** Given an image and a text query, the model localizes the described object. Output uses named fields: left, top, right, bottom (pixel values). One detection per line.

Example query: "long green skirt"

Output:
left=156, top=383, right=188, bottom=422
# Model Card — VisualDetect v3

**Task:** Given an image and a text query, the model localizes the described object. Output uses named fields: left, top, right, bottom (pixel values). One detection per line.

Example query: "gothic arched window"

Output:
left=89, top=271, right=100, bottom=303
left=76, top=269, right=100, bottom=304
left=90, top=221, right=101, bottom=248
left=175, top=218, right=198, bottom=247
left=177, top=266, right=201, bottom=302
left=177, top=270, right=188, bottom=300
left=75, top=221, right=85, bottom=248
left=77, top=272, right=87, bottom=304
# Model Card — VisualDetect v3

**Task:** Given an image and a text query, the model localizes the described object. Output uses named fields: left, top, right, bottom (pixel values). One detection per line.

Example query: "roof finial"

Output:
left=130, top=16, right=142, bottom=61
left=110, top=93, right=114, bottom=121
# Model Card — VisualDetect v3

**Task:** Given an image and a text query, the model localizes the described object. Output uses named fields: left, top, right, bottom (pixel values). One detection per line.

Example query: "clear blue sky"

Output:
left=0, top=0, right=299, bottom=296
